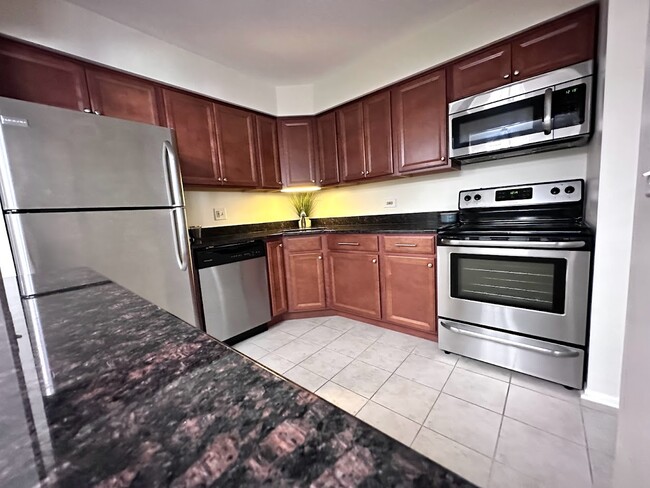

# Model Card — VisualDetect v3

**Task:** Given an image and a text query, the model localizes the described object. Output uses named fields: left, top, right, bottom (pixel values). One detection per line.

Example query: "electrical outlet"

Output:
left=384, top=198, right=397, bottom=208
left=213, top=208, right=227, bottom=221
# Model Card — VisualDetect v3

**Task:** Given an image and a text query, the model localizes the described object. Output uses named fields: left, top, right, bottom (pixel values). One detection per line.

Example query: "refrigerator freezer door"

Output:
left=0, top=97, right=183, bottom=210
left=5, top=208, right=198, bottom=326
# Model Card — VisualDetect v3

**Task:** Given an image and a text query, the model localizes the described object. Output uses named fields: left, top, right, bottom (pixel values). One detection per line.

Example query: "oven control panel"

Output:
left=459, top=179, right=583, bottom=209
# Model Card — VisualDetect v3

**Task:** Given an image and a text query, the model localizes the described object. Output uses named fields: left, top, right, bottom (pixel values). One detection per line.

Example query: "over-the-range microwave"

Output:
left=448, top=60, right=594, bottom=163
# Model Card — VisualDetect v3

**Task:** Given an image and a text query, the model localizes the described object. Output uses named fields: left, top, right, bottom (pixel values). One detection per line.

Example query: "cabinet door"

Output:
left=511, top=6, right=597, bottom=81
left=86, top=67, right=165, bottom=125
left=286, top=252, right=326, bottom=312
left=0, top=38, right=90, bottom=111
left=266, top=240, right=288, bottom=317
left=382, top=255, right=437, bottom=333
left=392, top=70, right=447, bottom=173
left=449, top=43, right=512, bottom=101
left=336, top=102, right=366, bottom=182
left=316, top=111, right=340, bottom=186
left=214, top=104, right=259, bottom=187
left=278, top=118, right=318, bottom=187
left=256, top=115, right=282, bottom=189
left=328, top=252, right=381, bottom=319
left=162, top=89, right=220, bottom=185
left=363, top=91, right=393, bottom=178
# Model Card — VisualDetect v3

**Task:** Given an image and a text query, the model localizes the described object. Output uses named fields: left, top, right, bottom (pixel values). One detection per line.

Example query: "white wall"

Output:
left=583, top=0, right=650, bottom=408
left=275, top=85, right=315, bottom=116
left=0, top=0, right=278, bottom=114
left=314, top=149, right=588, bottom=217
left=310, top=0, right=592, bottom=112
left=184, top=191, right=296, bottom=228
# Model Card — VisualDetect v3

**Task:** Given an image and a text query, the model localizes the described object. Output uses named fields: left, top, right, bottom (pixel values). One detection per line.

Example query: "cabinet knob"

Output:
left=83, top=108, right=92, bottom=113
left=312, top=179, right=315, bottom=183
left=320, top=179, right=323, bottom=183
left=513, top=70, right=520, bottom=76
left=372, top=258, right=377, bottom=264
left=503, top=74, right=510, bottom=79
left=318, top=255, right=323, bottom=260
left=223, top=178, right=228, bottom=182
left=278, top=181, right=282, bottom=184
left=441, top=156, right=445, bottom=161
left=94, top=110, right=101, bottom=115
left=361, top=171, right=365, bottom=175
left=217, top=177, right=222, bottom=181
left=427, top=263, right=433, bottom=268
left=279, top=243, right=283, bottom=248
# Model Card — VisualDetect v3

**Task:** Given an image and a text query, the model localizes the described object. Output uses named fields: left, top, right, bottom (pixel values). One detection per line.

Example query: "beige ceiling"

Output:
left=64, top=0, right=476, bottom=85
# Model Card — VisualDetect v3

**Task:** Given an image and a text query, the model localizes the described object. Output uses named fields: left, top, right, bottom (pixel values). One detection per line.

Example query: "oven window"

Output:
left=450, top=254, right=567, bottom=313
left=451, top=94, right=546, bottom=149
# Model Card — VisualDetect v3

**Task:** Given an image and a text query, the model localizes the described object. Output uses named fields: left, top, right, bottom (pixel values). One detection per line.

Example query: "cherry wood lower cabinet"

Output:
left=285, top=246, right=327, bottom=312
left=328, top=252, right=381, bottom=319
left=381, top=254, right=437, bottom=333
left=266, top=239, right=288, bottom=317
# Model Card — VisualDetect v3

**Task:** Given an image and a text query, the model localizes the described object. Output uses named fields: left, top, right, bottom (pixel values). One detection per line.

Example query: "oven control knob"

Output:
left=565, top=185, right=575, bottom=194
left=551, top=187, right=561, bottom=195
left=474, top=194, right=482, bottom=201
left=464, top=195, right=472, bottom=202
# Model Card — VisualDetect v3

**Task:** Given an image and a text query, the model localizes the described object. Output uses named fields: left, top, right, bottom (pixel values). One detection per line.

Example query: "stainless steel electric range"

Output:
left=437, top=179, right=593, bottom=389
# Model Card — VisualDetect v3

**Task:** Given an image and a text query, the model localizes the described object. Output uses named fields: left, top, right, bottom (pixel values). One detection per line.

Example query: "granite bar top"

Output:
left=0, top=276, right=474, bottom=487
left=192, top=211, right=456, bottom=250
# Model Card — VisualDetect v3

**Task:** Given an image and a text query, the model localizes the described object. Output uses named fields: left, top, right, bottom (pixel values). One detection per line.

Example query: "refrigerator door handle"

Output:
left=171, top=208, right=189, bottom=271
left=163, top=141, right=183, bottom=207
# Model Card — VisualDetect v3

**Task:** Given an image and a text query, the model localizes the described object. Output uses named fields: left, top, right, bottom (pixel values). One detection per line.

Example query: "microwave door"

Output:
left=449, top=88, right=554, bottom=158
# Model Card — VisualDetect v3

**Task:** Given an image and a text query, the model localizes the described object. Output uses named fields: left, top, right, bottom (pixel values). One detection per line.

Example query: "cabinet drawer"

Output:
left=382, top=235, right=436, bottom=254
left=283, top=235, right=322, bottom=252
left=327, top=234, right=379, bottom=252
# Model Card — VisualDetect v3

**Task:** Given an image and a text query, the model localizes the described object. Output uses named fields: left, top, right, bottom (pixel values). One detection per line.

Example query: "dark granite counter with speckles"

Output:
left=191, top=211, right=457, bottom=250
left=0, top=275, right=474, bottom=487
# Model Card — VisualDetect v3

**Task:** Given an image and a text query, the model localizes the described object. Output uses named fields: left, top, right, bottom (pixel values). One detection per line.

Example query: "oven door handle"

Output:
left=438, top=239, right=585, bottom=249
left=543, top=88, right=553, bottom=135
left=439, top=321, right=580, bottom=358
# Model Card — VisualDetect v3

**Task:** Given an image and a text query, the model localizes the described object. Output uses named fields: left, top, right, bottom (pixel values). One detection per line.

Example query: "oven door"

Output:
left=437, top=244, right=591, bottom=345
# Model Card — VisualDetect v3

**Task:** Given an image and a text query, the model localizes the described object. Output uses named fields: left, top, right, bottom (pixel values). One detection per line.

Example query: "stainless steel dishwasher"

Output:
left=195, top=240, right=272, bottom=341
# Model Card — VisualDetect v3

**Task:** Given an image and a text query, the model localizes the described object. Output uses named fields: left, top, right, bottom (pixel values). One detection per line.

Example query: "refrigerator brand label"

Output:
left=0, top=116, right=29, bottom=127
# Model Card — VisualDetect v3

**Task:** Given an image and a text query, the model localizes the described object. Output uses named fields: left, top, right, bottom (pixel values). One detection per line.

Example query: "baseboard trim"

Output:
left=581, top=389, right=620, bottom=410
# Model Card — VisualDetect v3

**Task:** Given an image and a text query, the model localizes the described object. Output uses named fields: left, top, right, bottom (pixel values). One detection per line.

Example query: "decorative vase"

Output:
left=299, top=211, right=307, bottom=229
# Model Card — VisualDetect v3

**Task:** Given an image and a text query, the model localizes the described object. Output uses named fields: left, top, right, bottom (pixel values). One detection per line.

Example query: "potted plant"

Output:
left=289, top=192, right=317, bottom=228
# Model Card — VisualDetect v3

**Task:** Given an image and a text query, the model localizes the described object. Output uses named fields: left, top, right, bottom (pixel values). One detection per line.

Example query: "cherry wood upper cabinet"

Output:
left=315, top=111, right=340, bottom=186
left=255, top=115, right=282, bottom=189
left=328, top=252, right=381, bottom=320
left=285, top=251, right=327, bottom=312
left=363, top=91, right=393, bottom=178
left=214, top=104, right=258, bottom=187
left=162, top=89, right=220, bottom=185
left=449, top=43, right=512, bottom=101
left=0, top=38, right=90, bottom=112
left=511, top=6, right=597, bottom=81
left=85, top=68, right=165, bottom=125
left=392, top=70, right=447, bottom=174
left=266, top=239, right=288, bottom=317
left=381, top=254, right=437, bottom=333
left=337, top=102, right=366, bottom=182
left=278, top=117, right=318, bottom=187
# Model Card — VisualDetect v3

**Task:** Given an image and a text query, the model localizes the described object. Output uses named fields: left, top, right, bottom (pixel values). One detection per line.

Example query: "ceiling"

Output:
left=64, top=0, right=475, bottom=85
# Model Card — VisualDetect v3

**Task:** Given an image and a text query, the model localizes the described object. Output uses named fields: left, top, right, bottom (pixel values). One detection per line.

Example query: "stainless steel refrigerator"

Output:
left=0, top=97, right=199, bottom=327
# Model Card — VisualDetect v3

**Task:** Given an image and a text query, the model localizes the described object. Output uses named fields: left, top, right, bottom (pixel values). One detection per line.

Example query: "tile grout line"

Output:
left=409, top=351, right=460, bottom=448
left=487, top=379, right=511, bottom=485
left=580, top=402, right=595, bottom=486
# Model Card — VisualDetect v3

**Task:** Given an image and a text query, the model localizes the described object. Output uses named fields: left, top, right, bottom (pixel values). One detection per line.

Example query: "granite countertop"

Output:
left=191, top=211, right=455, bottom=250
left=0, top=275, right=474, bottom=487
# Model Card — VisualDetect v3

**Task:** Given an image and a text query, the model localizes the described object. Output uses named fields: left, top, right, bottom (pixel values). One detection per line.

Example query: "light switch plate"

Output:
left=384, top=198, right=397, bottom=208
left=213, top=208, right=227, bottom=220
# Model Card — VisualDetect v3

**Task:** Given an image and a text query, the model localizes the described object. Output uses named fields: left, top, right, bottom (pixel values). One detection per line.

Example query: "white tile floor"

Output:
left=234, top=316, right=618, bottom=488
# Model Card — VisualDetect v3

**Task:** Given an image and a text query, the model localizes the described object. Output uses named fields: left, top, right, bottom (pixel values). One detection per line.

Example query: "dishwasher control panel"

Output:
left=196, top=240, right=266, bottom=269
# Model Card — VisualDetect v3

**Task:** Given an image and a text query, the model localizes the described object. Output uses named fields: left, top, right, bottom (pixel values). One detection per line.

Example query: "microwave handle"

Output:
left=543, top=88, right=553, bottom=135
